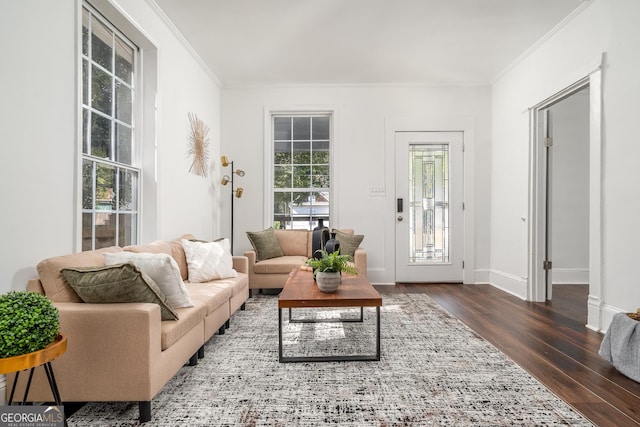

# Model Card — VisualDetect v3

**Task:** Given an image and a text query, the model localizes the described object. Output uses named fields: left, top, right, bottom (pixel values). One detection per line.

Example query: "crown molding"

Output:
left=145, top=0, right=222, bottom=87
left=492, top=0, right=594, bottom=84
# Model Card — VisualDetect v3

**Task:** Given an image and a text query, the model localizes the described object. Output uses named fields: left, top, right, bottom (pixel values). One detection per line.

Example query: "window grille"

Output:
left=272, top=115, right=331, bottom=230
left=81, top=4, right=139, bottom=250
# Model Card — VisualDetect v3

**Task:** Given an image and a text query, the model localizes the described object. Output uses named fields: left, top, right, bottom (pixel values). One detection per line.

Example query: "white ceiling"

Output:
left=153, top=0, right=584, bottom=87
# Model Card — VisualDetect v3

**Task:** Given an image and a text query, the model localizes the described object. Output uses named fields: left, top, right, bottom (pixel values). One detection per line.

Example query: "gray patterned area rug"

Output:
left=68, top=293, right=592, bottom=426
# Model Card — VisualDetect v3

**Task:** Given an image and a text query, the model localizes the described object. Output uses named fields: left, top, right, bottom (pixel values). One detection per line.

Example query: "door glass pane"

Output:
left=409, top=144, right=449, bottom=263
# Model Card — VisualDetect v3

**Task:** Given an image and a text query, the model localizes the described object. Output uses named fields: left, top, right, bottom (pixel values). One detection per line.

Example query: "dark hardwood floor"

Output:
left=374, top=283, right=640, bottom=427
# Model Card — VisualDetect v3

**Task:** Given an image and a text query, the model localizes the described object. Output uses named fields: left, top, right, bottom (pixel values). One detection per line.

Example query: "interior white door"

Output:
left=395, top=132, right=464, bottom=282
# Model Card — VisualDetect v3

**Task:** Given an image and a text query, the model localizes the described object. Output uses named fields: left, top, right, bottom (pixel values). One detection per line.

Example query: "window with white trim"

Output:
left=81, top=4, right=139, bottom=250
left=272, top=115, right=331, bottom=230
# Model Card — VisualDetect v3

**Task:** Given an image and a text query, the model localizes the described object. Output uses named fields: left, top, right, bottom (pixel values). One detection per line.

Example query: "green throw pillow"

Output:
left=333, top=230, right=364, bottom=258
left=61, top=263, right=178, bottom=321
left=246, top=227, right=284, bottom=262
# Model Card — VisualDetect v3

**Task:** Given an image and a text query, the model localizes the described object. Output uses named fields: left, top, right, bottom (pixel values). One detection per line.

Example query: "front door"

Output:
left=395, top=132, right=464, bottom=282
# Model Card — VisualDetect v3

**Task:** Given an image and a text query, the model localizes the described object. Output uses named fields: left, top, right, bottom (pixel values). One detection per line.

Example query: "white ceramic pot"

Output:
left=316, top=271, right=341, bottom=293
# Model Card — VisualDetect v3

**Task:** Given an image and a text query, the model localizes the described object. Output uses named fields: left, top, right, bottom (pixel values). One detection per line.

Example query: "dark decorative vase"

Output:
left=324, top=232, right=340, bottom=254
left=312, top=219, right=330, bottom=259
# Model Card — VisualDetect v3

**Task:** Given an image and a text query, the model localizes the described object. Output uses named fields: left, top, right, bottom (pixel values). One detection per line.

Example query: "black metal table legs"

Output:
left=279, top=306, right=380, bottom=363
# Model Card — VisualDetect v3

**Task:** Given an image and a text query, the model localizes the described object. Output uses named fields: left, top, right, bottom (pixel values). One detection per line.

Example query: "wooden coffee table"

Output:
left=278, top=268, right=382, bottom=363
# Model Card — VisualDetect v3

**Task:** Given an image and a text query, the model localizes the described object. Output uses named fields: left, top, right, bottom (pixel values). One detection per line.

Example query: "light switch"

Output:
left=369, top=187, right=385, bottom=197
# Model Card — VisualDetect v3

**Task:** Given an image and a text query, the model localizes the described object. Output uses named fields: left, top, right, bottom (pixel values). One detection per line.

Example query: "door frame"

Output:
left=528, top=69, right=603, bottom=331
left=394, top=131, right=464, bottom=283
left=385, top=115, right=475, bottom=284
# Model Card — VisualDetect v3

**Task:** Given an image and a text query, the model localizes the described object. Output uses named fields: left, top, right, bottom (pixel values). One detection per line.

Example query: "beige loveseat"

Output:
left=244, top=229, right=366, bottom=295
left=8, top=234, right=248, bottom=423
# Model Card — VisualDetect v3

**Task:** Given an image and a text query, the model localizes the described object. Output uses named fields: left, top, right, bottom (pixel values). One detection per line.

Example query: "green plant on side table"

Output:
left=306, top=249, right=358, bottom=293
left=0, top=291, right=60, bottom=358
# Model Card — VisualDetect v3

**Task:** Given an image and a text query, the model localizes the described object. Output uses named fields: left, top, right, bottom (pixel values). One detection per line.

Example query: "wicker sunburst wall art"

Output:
left=187, top=112, right=210, bottom=177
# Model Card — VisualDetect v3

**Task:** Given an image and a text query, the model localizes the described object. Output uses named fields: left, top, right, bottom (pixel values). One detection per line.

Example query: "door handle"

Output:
left=397, top=198, right=403, bottom=212
left=397, top=216, right=403, bottom=222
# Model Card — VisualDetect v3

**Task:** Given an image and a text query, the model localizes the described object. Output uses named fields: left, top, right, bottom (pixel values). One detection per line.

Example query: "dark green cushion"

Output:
left=333, top=230, right=364, bottom=258
left=246, top=227, right=284, bottom=261
left=61, top=263, right=178, bottom=321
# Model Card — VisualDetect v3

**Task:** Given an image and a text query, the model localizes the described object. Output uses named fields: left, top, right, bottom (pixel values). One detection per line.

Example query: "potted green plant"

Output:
left=0, top=291, right=60, bottom=358
left=306, top=249, right=358, bottom=293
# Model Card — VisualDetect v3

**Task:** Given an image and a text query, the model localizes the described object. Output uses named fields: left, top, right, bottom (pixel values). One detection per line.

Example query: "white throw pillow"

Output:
left=103, top=252, right=194, bottom=309
left=181, top=239, right=238, bottom=283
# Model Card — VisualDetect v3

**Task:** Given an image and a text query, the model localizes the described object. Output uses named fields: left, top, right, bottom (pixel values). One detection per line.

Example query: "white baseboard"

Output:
left=586, top=293, right=627, bottom=333
left=587, top=294, right=603, bottom=332
left=472, top=268, right=491, bottom=284
left=487, top=269, right=527, bottom=300
left=366, top=268, right=389, bottom=286
left=600, top=303, right=627, bottom=333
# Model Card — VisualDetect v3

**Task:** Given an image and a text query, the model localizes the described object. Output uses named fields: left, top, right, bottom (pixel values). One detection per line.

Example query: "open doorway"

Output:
left=546, top=87, right=590, bottom=323
left=528, top=68, right=604, bottom=331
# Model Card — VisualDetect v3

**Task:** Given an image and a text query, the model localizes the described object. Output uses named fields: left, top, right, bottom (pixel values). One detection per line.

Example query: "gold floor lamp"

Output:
left=221, top=156, right=244, bottom=253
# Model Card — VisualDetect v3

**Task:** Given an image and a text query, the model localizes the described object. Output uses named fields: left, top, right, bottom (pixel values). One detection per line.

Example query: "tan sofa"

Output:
left=8, top=234, right=248, bottom=423
left=244, top=229, right=366, bottom=295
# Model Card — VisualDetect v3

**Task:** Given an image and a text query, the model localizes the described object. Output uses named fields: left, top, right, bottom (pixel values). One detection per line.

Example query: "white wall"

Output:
left=1, top=1, right=78, bottom=294
left=113, top=0, right=222, bottom=241
left=221, top=85, right=491, bottom=284
left=550, top=89, right=590, bottom=285
left=601, top=0, right=640, bottom=324
left=491, top=0, right=640, bottom=328
left=0, top=0, right=221, bottom=296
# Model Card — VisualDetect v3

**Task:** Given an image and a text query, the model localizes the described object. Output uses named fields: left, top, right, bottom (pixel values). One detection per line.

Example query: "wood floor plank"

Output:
left=376, top=283, right=640, bottom=426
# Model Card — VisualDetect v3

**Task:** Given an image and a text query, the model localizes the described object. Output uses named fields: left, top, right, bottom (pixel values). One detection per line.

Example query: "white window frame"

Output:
left=263, top=107, right=338, bottom=230
left=77, top=0, right=158, bottom=251
left=81, top=3, right=140, bottom=250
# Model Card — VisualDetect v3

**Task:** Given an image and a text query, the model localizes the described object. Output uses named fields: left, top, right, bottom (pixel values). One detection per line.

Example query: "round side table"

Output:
left=0, top=334, right=67, bottom=406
